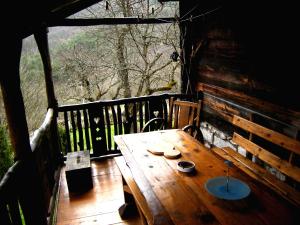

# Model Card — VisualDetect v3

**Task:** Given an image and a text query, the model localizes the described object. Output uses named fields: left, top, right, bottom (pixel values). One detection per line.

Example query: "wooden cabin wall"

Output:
left=182, top=0, right=300, bottom=138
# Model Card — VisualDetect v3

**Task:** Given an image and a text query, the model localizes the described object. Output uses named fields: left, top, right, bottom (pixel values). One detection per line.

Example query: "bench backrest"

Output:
left=232, top=115, right=300, bottom=183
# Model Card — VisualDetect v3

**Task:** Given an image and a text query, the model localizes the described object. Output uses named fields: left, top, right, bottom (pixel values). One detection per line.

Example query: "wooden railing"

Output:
left=58, top=94, right=188, bottom=157
left=0, top=108, right=62, bottom=225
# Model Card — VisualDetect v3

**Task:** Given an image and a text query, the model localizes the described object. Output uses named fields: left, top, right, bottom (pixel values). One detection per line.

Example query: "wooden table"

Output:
left=114, top=129, right=300, bottom=225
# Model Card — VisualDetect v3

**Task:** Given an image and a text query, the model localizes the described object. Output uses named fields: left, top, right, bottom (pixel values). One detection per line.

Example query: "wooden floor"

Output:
left=56, top=158, right=141, bottom=225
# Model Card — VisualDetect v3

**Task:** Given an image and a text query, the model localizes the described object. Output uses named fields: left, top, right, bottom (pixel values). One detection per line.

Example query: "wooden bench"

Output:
left=212, top=115, right=300, bottom=207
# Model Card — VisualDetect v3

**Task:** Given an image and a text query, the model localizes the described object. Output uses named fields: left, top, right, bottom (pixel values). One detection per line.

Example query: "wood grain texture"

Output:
left=114, top=156, right=155, bottom=225
left=114, top=130, right=300, bottom=225
left=114, top=136, right=175, bottom=225
left=56, top=159, right=141, bottom=225
left=233, top=115, right=300, bottom=155
left=233, top=133, right=300, bottom=182
left=202, top=94, right=239, bottom=123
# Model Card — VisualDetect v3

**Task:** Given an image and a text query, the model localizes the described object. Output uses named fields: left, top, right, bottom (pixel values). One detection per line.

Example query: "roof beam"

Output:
left=49, top=17, right=177, bottom=27
left=49, top=0, right=103, bottom=20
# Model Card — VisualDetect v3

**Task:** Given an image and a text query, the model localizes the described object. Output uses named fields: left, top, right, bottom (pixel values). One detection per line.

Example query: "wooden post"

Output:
left=34, top=27, right=58, bottom=110
left=1, top=37, right=48, bottom=224
left=34, top=27, right=62, bottom=165
left=0, top=38, right=32, bottom=160
left=179, top=1, right=196, bottom=95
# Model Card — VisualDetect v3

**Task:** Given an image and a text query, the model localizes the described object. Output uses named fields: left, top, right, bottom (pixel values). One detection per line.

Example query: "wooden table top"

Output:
left=114, top=129, right=300, bottom=225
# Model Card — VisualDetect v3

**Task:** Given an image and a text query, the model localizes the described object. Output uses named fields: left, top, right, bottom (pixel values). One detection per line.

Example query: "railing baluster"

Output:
left=124, top=103, right=130, bottom=133
left=111, top=105, right=118, bottom=150
left=117, top=105, right=123, bottom=135
left=0, top=203, right=12, bottom=225
left=83, top=109, right=91, bottom=151
left=145, top=101, right=150, bottom=128
left=132, top=102, right=137, bottom=133
left=58, top=94, right=185, bottom=156
left=105, top=106, right=112, bottom=151
left=77, top=110, right=84, bottom=150
left=63, top=111, right=71, bottom=153
left=88, top=105, right=107, bottom=157
left=98, top=105, right=107, bottom=156
left=163, top=98, right=168, bottom=128
left=70, top=110, right=77, bottom=152
left=7, top=199, right=22, bottom=225
left=139, top=101, right=144, bottom=132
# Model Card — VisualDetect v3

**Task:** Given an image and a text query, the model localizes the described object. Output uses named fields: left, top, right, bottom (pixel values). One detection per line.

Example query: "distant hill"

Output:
left=22, top=27, right=83, bottom=54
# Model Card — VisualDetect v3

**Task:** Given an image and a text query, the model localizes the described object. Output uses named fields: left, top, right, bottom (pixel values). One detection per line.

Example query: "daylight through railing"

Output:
left=57, top=94, right=187, bottom=157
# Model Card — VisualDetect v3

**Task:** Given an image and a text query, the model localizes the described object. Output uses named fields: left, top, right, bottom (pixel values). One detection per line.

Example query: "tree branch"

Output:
left=148, top=80, right=177, bottom=95
left=149, top=60, right=173, bottom=77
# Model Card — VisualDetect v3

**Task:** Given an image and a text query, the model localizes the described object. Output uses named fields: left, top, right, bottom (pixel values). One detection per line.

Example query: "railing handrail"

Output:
left=0, top=107, right=59, bottom=225
left=1, top=108, right=55, bottom=196
left=30, top=108, right=54, bottom=151
left=57, top=93, right=184, bottom=111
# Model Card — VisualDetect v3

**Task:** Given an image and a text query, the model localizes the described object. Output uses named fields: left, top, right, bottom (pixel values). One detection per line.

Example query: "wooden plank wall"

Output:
left=181, top=1, right=300, bottom=136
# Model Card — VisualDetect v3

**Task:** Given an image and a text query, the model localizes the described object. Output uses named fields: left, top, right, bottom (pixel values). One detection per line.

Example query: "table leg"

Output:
left=136, top=202, right=148, bottom=225
left=118, top=176, right=138, bottom=219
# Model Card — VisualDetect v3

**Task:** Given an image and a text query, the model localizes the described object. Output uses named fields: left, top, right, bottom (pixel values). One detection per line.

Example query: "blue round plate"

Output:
left=205, top=176, right=251, bottom=200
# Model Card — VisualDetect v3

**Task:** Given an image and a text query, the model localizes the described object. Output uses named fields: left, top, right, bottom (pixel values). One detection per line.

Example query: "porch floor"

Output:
left=56, top=158, right=141, bottom=225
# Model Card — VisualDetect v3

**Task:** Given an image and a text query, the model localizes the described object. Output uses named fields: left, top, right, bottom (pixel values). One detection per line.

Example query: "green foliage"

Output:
left=20, top=53, right=43, bottom=78
left=0, top=125, right=13, bottom=180
left=56, top=31, right=97, bottom=53
left=57, top=124, right=67, bottom=155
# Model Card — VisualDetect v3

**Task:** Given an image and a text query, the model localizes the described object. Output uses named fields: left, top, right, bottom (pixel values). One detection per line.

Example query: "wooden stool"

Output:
left=65, top=151, right=93, bottom=193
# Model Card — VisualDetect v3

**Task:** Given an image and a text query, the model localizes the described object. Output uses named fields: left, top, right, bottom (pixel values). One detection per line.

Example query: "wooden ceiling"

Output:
left=9, top=0, right=103, bottom=38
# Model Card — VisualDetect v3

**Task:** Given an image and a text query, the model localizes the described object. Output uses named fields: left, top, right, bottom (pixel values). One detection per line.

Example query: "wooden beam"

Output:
left=49, top=17, right=176, bottom=27
left=34, top=27, right=62, bottom=164
left=0, top=39, right=32, bottom=160
left=34, top=27, right=58, bottom=109
left=49, top=0, right=103, bottom=20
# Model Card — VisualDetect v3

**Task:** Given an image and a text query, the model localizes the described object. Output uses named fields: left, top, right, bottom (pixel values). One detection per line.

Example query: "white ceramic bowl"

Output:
left=177, top=160, right=195, bottom=173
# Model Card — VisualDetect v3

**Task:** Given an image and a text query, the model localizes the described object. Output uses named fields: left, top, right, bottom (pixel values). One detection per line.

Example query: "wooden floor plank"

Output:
left=56, top=159, right=141, bottom=225
left=57, top=211, right=141, bottom=225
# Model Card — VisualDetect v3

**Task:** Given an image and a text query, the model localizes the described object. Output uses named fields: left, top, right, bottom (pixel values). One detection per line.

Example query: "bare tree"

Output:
left=19, top=49, right=48, bottom=132
left=52, top=0, right=180, bottom=103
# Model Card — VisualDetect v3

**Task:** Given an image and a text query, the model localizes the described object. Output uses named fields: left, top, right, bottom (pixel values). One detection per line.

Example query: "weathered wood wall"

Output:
left=182, top=1, right=300, bottom=136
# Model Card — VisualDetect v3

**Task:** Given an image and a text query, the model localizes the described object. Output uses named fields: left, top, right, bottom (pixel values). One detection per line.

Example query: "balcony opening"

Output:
left=48, top=0, right=180, bottom=105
